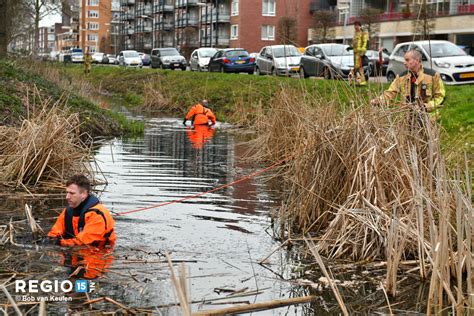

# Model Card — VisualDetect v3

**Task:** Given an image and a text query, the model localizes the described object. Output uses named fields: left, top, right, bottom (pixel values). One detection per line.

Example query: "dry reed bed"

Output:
left=252, top=88, right=472, bottom=312
left=0, top=88, right=94, bottom=190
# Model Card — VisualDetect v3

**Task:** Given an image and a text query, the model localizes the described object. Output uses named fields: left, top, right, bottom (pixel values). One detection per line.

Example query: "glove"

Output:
left=182, top=119, right=186, bottom=125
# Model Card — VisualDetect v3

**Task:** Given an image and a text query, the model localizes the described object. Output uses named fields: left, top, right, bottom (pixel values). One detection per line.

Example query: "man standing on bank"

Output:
left=349, top=21, right=368, bottom=86
left=370, top=49, right=445, bottom=119
left=48, top=175, right=116, bottom=247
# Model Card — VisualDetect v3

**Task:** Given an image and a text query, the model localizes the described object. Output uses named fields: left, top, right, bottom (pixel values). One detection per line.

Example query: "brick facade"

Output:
left=80, top=0, right=112, bottom=53
left=230, top=0, right=313, bottom=53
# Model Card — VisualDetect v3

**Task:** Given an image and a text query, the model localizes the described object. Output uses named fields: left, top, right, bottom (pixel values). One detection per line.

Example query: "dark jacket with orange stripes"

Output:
left=48, top=195, right=116, bottom=247
left=184, top=103, right=217, bottom=125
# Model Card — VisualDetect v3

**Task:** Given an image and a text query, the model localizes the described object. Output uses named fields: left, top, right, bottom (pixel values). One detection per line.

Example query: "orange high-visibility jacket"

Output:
left=185, top=103, right=216, bottom=125
left=48, top=195, right=116, bottom=246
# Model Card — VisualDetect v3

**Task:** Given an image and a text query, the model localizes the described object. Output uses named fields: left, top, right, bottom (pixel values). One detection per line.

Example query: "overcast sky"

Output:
left=39, top=11, right=62, bottom=27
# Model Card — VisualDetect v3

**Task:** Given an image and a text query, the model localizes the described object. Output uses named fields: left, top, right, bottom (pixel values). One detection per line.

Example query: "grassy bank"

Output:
left=0, top=59, right=143, bottom=136
left=60, top=64, right=473, bottom=147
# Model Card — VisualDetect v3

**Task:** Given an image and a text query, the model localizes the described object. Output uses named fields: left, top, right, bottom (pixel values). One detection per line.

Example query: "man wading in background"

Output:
left=370, top=49, right=445, bottom=121
left=48, top=175, right=116, bottom=247
left=183, top=99, right=217, bottom=126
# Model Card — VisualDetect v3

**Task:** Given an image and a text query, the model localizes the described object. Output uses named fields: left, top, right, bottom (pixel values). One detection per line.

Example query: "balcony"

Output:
left=201, top=36, right=229, bottom=46
left=155, top=21, right=174, bottom=30
left=176, top=18, right=198, bottom=26
left=144, top=42, right=152, bottom=49
left=127, top=28, right=135, bottom=35
left=175, top=0, right=201, bottom=8
left=123, top=13, right=135, bottom=20
left=127, top=0, right=135, bottom=5
left=137, top=25, right=153, bottom=32
left=137, top=7, right=153, bottom=16
left=154, top=4, right=174, bottom=13
left=202, top=12, right=230, bottom=23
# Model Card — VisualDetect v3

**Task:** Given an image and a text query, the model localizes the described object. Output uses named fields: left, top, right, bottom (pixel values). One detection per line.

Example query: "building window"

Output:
left=231, top=0, right=239, bottom=16
left=87, top=34, right=98, bottom=42
left=88, top=0, right=99, bottom=5
left=88, top=10, right=99, bottom=18
left=261, top=25, right=275, bottom=40
left=231, top=25, right=238, bottom=40
left=262, top=0, right=276, bottom=16
left=88, top=22, right=99, bottom=30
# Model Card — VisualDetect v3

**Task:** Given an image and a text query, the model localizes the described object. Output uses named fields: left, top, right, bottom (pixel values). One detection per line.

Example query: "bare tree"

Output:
left=412, top=1, right=435, bottom=40
left=23, top=0, right=63, bottom=53
left=277, top=16, right=297, bottom=45
left=312, top=10, right=336, bottom=44
left=0, top=0, right=26, bottom=56
left=359, top=7, right=382, bottom=49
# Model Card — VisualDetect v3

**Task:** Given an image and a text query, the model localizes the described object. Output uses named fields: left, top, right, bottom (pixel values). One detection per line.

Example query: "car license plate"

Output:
left=236, top=60, right=245, bottom=64
left=174, top=63, right=180, bottom=67
left=460, top=72, right=474, bottom=79
left=291, top=67, right=300, bottom=71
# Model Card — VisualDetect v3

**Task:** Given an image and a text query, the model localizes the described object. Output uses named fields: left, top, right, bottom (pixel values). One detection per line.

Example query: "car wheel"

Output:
left=323, top=67, right=332, bottom=80
left=197, top=65, right=202, bottom=72
left=299, top=67, right=308, bottom=79
left=386, top=71, right=395, bottom=83
left=271, top=68, right=277, bottom=76
left=181, top=66, right=187, bottom=71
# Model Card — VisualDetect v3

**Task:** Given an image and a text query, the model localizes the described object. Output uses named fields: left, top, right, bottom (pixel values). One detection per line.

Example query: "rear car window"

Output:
left=225, top=50, right=249, bottom=58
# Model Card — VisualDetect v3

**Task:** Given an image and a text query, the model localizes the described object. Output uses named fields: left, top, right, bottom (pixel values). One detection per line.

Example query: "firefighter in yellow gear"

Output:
left=84, top=49, right=93, bottom=75
left=349, top=21, right=368, bottom=86
left=371, top=49, right=445, bottom=120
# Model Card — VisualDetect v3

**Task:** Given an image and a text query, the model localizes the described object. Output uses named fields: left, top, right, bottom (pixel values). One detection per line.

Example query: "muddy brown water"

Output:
left=0, top=117, right=430, bottom=315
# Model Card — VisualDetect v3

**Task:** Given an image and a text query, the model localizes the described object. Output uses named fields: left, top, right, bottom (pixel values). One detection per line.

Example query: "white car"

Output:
left=71, top=52, right=83, bottom=63
left=107, top=54, right=117, bottom=64
left=118, top=50, right=143, bottom=67
left=386, top=40, right=474, bottom=85
left=92, top=52, right=105, bottom=63
left=189, top=48, right=218, bottom=71
left=255, top=45, right=302, bottom=76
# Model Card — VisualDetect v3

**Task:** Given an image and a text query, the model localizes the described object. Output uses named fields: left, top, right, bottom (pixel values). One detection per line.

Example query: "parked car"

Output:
left=139, top=52, right=151, bottom=66
left=92, top=52, right=105, bottom=63
left=71, top=50, right=83, bottom=63
left=106, top=54, right=117, bottom=64
left=189, top=48, right=218, bottom=72
left=150, top=48, right=186, bottom=70
left=365, top=50, right=390, bottom=76
left=255, top=45, right=302, bottom=76
left=386, top=40, right=474, bottom=85
left=118, top=50, right=142, bottom=67
left=208, top=48, right=255, bottom=74
left=299, top=44, right=370, bottom=79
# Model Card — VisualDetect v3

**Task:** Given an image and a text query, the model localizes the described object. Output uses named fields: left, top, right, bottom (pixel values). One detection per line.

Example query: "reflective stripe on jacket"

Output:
left=185, top=103, right=217, bottom=125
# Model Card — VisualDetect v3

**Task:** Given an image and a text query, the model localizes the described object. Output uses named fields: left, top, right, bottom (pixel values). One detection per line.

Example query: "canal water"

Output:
left=0, top=116, right=429, bottom=315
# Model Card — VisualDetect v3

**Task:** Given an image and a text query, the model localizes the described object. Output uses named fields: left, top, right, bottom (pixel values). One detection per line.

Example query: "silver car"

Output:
left=189, top=48, right=218, bottom=72
left=255, top=45, right=302, bottom=76
left=386, top=40, right=474, bottom=85
left=299, top=44, right=370, bottom=79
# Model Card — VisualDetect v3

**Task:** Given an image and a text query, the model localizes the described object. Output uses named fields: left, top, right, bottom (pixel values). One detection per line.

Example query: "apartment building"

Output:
left=57, top=0, right=80, bottom=52
left=38, top=26, right=56, bottom=53
left=229, top=0, right=314, bottom=53
left=325, top=0, right=474, bottom=51
left=110, top=0, right=122, bottom=55
left=80, top=0, right=112, bottom=53
left=119, top=0, right=314, bottom=56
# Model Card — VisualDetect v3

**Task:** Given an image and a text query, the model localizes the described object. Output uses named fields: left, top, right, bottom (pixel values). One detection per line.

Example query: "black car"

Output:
left=365, top=50, right=390, bottom=76
left=208, top=48, right=255, bottom=74
left=150, top=48, right=187, bottom=70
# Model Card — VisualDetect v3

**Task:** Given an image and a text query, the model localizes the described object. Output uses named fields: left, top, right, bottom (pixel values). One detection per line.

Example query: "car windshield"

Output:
left=272, top=46, right=301, bottom=58
left=322, top=45, right=350, bottom=56
left=422, top=43, right=466, bottom=58
left=199, top=49, right=217, bottom=57
left=160, top=49, right=180, bottom=56
left=225, top=50, right=249, bottom=58
left=124, top=51, right=139, bottom=58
